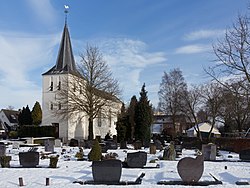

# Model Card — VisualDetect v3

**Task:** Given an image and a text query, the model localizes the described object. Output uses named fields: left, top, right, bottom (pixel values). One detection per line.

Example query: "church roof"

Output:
left=43, top=23, right=78, bottom=75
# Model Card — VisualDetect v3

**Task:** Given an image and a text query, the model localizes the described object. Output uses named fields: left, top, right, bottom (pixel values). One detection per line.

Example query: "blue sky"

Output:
left=0, top=0, right=249, bottom=110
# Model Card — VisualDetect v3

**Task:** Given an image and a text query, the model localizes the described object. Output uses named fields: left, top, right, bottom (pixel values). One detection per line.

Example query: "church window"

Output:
left=50, top=103, right=53, bottom=110
left=98, top=113, right=102, bottom=127
left=58, top=103, right=61, bottom=110
left=50, top=77, right=53, bottom=91
left=58, top=81, right=61, bottom=90
left=109, top=109, right=112, bottom=127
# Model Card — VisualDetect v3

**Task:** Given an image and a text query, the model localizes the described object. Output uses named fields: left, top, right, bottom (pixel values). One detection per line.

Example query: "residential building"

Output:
left=151, top=113, right=194, bottom=137
left=0, top=109, right=19, bottom=132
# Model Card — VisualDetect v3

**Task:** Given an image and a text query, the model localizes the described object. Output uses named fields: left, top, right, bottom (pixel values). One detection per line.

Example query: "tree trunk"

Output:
left=88, top=117, right=94, bottom=140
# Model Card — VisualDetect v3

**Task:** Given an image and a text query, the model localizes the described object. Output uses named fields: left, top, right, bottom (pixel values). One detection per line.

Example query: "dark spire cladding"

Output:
left=43, top=23, right=77, bottom=75
left=55, top=24, right=76, bottom=72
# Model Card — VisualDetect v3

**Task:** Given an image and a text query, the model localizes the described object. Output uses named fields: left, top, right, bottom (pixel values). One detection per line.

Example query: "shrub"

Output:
left=88, top=139, right=102, bottom=161
left=0, top=156, right=11, bottom=168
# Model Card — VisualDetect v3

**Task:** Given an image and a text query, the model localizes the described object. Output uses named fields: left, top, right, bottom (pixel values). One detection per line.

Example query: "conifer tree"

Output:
left=116, top=103, right=127, bottom=143
left=88, top=139, right=102, bottom=161
left=134, top=83, right=153, bottom=147
left=31, top=101, right=42, bottom=125
left=127, top=96, right=137, bottom=142
left=20, top=105, right=33, bottom=125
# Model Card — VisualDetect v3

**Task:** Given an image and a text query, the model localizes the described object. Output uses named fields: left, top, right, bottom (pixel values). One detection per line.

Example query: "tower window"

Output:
left=50, top=82, right=53, bottom=91
left=58, top=103, right=61, bottom=110
left=58, top=81, right=61, bottom=90
left=50, top=103, right=53, bottom=110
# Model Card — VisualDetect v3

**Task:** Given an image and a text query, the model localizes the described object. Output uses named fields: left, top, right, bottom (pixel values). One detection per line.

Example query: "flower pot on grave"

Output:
left=92, top=159, right=122, bottom=183
left=49, top=156, right=59, bottom=168
left=19, top=151, right=39, bottom=167
left=0, top=155, right=11, bottom=168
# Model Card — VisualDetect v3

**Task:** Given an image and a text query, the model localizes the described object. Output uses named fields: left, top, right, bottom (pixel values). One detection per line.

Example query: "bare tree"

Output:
left=206, top=14, right=250, bottom=93
left=180, top=85, right=203, bottom=140
left=220, top=80, right=250, bottom=133
left=200, top=82, right=224, bottom=139
left=158, top=68, right=187, bottom=135
left=56, top=45, right=121, bottom=140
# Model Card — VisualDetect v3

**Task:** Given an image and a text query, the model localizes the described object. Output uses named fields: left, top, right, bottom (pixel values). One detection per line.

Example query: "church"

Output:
left=41, top=10, right=122, bottom=143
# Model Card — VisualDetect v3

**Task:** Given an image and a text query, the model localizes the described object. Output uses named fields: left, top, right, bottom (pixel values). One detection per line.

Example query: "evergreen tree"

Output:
left=134, top=83, right=153, bottom=147
left=18, top=107, right=25, bottom=126
left=21, top=105, right=33, bottom=125
left=116, top=103, right=127, bottom=143
left=126, top=96, right=137, bottom=142
left=88, top=139, right=102, bottom=161
left=31, top=101, right=42, bottom=125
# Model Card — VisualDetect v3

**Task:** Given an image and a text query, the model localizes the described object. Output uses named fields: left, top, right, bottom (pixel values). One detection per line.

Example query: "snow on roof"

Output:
left=187, top=122, right=221, bottom=135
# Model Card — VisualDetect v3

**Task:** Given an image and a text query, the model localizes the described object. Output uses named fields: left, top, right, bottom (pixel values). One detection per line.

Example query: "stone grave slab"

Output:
left=0, top=145, right=6, bottom=156
left=54, top=139, right=62, bottom=147
left=202, top=144, right=216, bottom=161
left=19, top=152, right=39, bottom=167
left=239, top=149, right=250, bottom=161
left=127, top=151, right=147, bottom=168
left=45, top=139, right=55, bottom=152
left=177, top=154, right=204, bottom=183
left=92, top=159, right=122, bottom=183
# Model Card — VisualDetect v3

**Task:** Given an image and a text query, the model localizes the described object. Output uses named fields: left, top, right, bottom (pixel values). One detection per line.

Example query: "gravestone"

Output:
left=177, top=154, right=204, bottom=183
left=92, top=159, right=122, bottom=183
left=134, top=140, right=142, bottom=150
left=154, top=139, right=163, bottom=150
left=69, top=139, right=78, bottom=147
left=54, top=139, right=62, bottom=147
left=163, top=142, right=176, bottom=160
left=120, top=141, right=127, bottom=149
left=106, top=141, right=118, bottom=150
left=202, top=144, right=216, bottom=161
left=239, top=149, right=250, bottom=161
left=12, top=142, right=20, bottom=149
left=0, top=145, right=6, bottom=156
left=175, top=144, right=182, bottom=157
left=150, top=143, right=156, bottom=154
left=45, top=139, right=55, bottom=152
left=19, top=152, right=39, bottom=167
left=127, top=151, right=147, bottom=168
left=99, top=143, right=108, bottom=153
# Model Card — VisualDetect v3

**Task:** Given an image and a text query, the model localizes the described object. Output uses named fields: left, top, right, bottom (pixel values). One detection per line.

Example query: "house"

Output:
left=0, top=109, right=19, bottom=132
left=41, top=12, right=121, bottom=143
left=186, top=122, right=221, bottom=138
left=151, top=113, right=194, bottom=137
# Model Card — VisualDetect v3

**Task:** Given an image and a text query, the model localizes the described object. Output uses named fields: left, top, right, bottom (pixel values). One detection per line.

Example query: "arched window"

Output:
left=50, top=77, right=53, bottom=91
left=50, top=103, right=53, bottom=110
left=58, top=77, right=61, bottom=90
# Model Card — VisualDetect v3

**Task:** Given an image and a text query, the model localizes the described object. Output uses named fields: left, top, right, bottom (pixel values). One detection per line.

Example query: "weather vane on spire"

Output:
left=64, top=5, right=70, bottom=24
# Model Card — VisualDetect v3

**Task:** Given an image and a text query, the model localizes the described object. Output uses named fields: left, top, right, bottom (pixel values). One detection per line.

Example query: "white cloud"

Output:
left=0, top=31, right=60, bottom=109
left=92, top=38, right=167, bottom=104
left=184, top=29, right=225, bottom=41
left=175, top=44, right=211, bottom=54
left=25, top=0, right=57, bottom=26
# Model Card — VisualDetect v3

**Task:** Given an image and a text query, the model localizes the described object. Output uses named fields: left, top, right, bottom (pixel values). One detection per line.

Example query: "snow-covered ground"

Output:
left=0, top=143, right=250, bottom=188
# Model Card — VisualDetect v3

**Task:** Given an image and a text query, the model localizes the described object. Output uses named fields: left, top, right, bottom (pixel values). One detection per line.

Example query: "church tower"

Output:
left=42, top=8, right=87, bottom=142
left=42, top=7, right=122, bottom=143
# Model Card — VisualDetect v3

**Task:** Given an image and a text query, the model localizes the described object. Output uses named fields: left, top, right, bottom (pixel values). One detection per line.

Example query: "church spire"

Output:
left=43, top=5, right=77, bottom=75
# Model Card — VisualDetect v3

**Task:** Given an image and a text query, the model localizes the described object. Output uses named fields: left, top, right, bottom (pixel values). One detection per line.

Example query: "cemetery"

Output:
left=0, top=137, right=249, bottom=187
